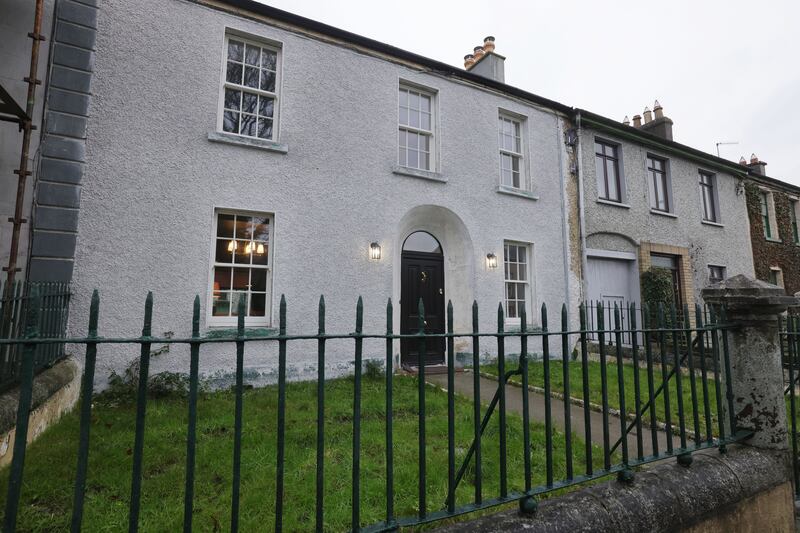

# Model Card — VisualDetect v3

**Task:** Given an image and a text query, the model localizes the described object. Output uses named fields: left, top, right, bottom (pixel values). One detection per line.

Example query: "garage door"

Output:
left=586, top=254, right=639, bottom=341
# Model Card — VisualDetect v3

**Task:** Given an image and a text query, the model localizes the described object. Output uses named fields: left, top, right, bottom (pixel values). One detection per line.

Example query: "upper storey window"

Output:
left=220, top=34, right=280, bottom=141
left=498, top=114, right=525, bottom=189
left=699, top=171, right=719, bottom=223
left=647, top=156, right=671, bottom=213
left=398, top=85, right=434, bottom=171
left=594, top=140, right=623, bottom=203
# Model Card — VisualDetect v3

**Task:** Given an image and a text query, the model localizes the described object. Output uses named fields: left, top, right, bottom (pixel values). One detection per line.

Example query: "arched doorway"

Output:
left=401, top=231, right=445, bottom=367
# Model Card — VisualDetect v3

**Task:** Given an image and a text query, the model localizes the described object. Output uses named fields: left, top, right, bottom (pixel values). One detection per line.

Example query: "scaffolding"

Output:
left=0, top=0, right=46, bottom=287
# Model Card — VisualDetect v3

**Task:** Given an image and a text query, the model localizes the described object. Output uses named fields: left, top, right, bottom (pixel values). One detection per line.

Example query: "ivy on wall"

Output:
left=745, top=182, right=800, bottom=295
left=640, top=267, right=674, bottom=325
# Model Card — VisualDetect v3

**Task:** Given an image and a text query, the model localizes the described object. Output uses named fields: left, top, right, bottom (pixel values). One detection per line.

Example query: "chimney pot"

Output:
left=632, top=114, right=642, bottom=127
left=746, top=153, right=768, bottom=176
left=473, top=46, right=486, bottom=61
left=483, top=36, right=495, bottom=53
left=465, top=40, right=505, bottom=82
left=654, top=100, right=664, bottom=119
left=739, top=156, right=747, bottom=165
left=643, top=106, right=653, bottom=124
left=750, top=153, right=759, bottom=164
left=623, top=115, right=630, bottom=126
left=464, top=54, right=475, bottom=69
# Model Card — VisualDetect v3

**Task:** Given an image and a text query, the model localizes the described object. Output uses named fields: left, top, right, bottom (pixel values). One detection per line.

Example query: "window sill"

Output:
left=504, top=323, right=542, bottom=333
left=701, top=220, right=724, bottom=228
left=765, top=237, right=782, bottom=243
left=497, top=185, right=538, bottom=201
left=650, top=209, right=678, bottom=219
left=392, top=165, right=447, bottom=183
left=596, top=198, right=630, bottom=209
left=207, top=131, right=288, bottom=154
left=204, top=327, right=276, bottom=339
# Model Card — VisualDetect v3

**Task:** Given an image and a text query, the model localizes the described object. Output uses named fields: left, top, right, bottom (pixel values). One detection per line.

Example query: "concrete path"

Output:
left=427, top=371, right=682, bottom=459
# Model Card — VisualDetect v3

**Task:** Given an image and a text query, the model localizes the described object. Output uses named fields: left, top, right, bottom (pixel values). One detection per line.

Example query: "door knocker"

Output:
left=419, top=271, right=428, bottom=283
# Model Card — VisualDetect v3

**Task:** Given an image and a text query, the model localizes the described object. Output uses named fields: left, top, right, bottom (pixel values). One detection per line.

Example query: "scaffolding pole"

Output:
left=4, top=0, right=46, bottom=287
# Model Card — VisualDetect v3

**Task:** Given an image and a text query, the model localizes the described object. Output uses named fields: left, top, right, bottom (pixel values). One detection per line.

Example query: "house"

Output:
left=15, top=0, right=585, bottom=385
left=575, top=105, right=755, bottom=325
left=742, top=155, right=800, bottom=295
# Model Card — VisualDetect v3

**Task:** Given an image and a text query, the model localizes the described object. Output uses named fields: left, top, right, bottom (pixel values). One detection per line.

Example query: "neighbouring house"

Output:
left=742, top=155, right=800, bottom=295
left=575, top=104, right=755, bottom=326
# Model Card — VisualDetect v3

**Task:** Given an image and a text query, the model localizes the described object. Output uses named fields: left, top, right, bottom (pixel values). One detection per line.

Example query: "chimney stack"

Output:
left=632, top=114, right=642, bottom=127
left=637, top=100, right=674, bottom=141
left=747, top=153, right=768, bottom=176
left=464, top=36, right=505, bottom=83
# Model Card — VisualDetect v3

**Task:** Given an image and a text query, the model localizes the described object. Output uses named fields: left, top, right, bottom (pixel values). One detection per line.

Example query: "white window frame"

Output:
left=759, top=188, right=779, bottom=240
left=503, top=241, right=533, bottom=326
left=699, top=170, right=720, bottom=223
left=789, top=197, right=800, bottom=244
left=498, top=112, right=527, bottom=190
left=398, top=82, right=436, bottom=171
left=594, top=137, right=626, bottom=204
left=646, top=154, right=673, bottom=213
left=207, top=209, right=275, bottom=328
left=217, top=32, right=282, bottom=141
left=707, top=264, right=726, bottom=285
left=769, top=266, right=784, bottom=288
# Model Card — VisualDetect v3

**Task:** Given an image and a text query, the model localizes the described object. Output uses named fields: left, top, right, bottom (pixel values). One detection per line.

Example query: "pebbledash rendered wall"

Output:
left=578, top=125, right=755, bottom=302
left=67, top=0, right=579, bottom=387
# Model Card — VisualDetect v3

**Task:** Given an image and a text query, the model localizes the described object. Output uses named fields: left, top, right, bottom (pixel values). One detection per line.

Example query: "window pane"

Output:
left=419, top=134, right=430, bottom=153
left=507, top=245, right=517, bottom=262
left=507, top=299, right=517, bottom=318
left=250, top=293, right=266, bottom=317
left=251, top=269, right=267, bottom=291
left=261, top=49, right=277, bottom=70
left=408, top=149, right=419, bottom=169
left=258, top=97, right=274, bottom=118
left=233, top=240, right=251, bottom=263
left=217, top=214, right=235, bottom=237
left=224, top=89, right=241, bottom=111
left=517, top=246, right=526, bottom=263
left=607, top=161, right=619, bottom=200
left=235, top=216, right=252, bottom=239
left=242, top=92, right=257, bottom=114
left=507, top=283, right=516, bottom=300
left=409, top=92, right=419, bottom=111
left=223, top=110, right=239, bottom=133
left=399, top=147, right=407, bottom=167
left=216, top=239, right=234, bottom=263
left=409, top=107, right=419, bottom=128
left=230, top=292, right=248, bottom=316
left=245, top=44, right=260, bottom=65
left=260, top=70, right=276, bottom=92
left=252, top=246, right=269, bottom=265
left=214, top=267, right=232, bottom=290
left=228, top=40, right=244, bottom=62
left=420, top=94, right=430, bottom=112
left=257, top=118, right=273, bottom=140
left=421, top=111, right=431, bottom=131
left=399, top=106, right=409, bottom=127
left=421, top=151, right=430, bottom=170
left=244, top=66, right=259, bottom=89
left=399, top=89, right=407, bottom=107
left=240, top=114, right=257, bottom=137
left=212, top=291, right=231, bottom=317
left=232, top=268, right=250, bottom=290
left=509, top=263, right=518, bottom=280
left=595, top=155, right=606, bottom=197
left=226, top=61, right=242, bottom=84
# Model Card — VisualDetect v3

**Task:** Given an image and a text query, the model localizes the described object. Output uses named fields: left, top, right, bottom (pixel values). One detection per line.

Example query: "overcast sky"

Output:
left=261, top=0, right=800, bottom=185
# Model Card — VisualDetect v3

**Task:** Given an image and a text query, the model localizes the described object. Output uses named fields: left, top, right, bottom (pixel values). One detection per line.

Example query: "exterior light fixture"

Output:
left=370, top=242, right=381, bottom=260
left=227, top=240, right=237, bottom=252
left=486, top=253, right=498, bottom=269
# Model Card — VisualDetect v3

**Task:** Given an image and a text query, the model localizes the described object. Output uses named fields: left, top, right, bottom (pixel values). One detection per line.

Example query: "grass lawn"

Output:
left=0, top=375, right=607, bottom=532
left=482, top=358, right=724, bottom=439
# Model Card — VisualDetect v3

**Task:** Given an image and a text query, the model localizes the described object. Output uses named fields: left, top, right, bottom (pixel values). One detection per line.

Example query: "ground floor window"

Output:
left=504, top=241, right=531, bottom=324
left=708, top=265, right=726, bottom=285
left=769, top=266, right=784, bottom=288
left=209, top=210, right=273, bottom=326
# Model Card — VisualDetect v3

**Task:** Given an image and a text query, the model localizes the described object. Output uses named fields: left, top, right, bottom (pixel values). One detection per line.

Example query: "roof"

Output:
left=208, top=0, right=796, bottom=187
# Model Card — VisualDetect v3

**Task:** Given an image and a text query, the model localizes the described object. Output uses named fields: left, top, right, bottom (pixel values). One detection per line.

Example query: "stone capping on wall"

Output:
left=433, top=446, right=793, bottom=532
left=0, top=358, right=78, bottom=435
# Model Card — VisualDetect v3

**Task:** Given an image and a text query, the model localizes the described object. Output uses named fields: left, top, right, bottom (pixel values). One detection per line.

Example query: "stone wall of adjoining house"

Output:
left=745, top=181, right=800, bottom=295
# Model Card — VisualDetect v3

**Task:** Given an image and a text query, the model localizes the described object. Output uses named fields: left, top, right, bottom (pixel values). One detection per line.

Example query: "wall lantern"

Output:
left=486, top=253, right=498, bottom=269
left=370, top=242, right=381, bottom=260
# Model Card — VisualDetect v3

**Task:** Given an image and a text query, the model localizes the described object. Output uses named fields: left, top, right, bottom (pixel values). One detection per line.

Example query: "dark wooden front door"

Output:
left=401, top=251, right=445, bottom=366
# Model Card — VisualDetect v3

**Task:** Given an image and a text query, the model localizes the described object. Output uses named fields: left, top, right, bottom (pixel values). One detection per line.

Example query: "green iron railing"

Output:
left=0, top=281, right=70, bottom=392
left=0, top=289, right=746, bottom=532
